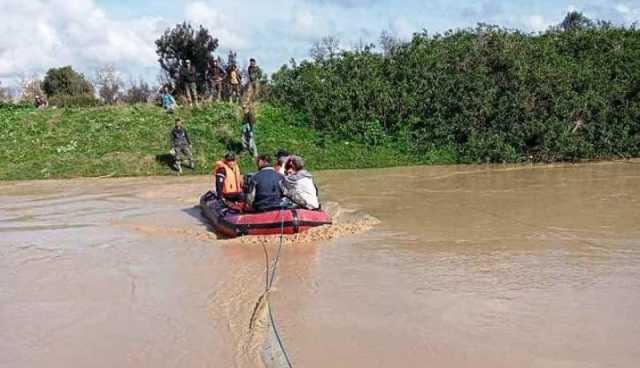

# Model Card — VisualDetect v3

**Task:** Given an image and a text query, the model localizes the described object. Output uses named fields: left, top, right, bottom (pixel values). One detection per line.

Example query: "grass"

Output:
left=0, top=102, right=457, bottom=181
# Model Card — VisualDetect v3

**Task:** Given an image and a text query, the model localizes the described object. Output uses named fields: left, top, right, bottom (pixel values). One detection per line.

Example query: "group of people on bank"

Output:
left=161, top=58, right=262, bottom=110
left=214, top=150, right=320, bottom=212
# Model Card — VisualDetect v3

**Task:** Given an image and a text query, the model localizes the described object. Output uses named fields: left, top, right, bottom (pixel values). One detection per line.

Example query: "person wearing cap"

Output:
left=247, top=58, right=262, bottom=100
left=214, top=152, right=243, bottom=202
left=273, top=149, right=290, bottom=175
left=180, top=59, right=199, bottom=106
left=170, top=118, right=194, bottom=174
left=280, top=155, right=320, bottom=210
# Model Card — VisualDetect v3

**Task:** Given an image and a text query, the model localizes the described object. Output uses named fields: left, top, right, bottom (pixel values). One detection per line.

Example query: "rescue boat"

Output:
left=199, top=191, right=332, bottom=238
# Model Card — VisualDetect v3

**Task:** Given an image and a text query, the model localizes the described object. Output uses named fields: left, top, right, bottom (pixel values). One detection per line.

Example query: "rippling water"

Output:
left=1, top=162, right=639, bottom=367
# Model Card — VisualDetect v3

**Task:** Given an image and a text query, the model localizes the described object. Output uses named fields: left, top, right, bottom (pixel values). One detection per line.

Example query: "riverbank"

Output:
left=1, top=103, right=457, bottom=181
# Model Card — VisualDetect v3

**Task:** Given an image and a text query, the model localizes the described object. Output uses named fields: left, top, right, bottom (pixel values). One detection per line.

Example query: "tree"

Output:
left=19, top=74, right=43, bottom=103
left=560, top=11, right=594, bottom=32
left=310, top=36, right=341, bottom=61
left=0, top=81, right=13, bottom=102
left=155, top=22, right=219, bottom=93
left=94, top=64, right=124, bottom=105
left=379, top=31, right=403, bottom=56
left=124, top=79, right=154, bottom=104
left=42, top=66, right=94, bottom=97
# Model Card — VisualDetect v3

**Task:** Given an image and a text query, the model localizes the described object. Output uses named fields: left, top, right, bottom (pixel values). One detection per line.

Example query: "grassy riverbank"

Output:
left=1, top=103, right=455, bottom=180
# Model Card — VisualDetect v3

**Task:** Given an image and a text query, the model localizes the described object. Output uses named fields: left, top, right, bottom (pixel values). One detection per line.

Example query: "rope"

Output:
left=252, top=208, right=294, bottom=368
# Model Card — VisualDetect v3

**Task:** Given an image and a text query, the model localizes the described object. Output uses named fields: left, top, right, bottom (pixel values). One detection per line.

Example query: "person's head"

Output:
left=275, top=149, right=289, bottom=162
left=256, top=154, right=272, bottom=169
left=212, top=59, right=218, bottom=65
left=185, top=59, right=191, bottom=66
left=250, top=58, right=256, bottom=66
left=35, top=95, right=41, bottom=100
left=285, top=155, right=304, bottom=175
left=231, top=64, right=236, bottom=70
left=175, top=118, right=183, bottom=128
left=224, top=151, right=236, bottom=162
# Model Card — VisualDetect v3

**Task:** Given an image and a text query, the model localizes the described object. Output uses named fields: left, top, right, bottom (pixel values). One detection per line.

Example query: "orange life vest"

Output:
left=215, top=160, right=243, bottom=195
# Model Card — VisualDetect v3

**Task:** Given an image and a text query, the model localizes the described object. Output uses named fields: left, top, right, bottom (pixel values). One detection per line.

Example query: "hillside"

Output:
left=0, top=103, right=441, bottom=180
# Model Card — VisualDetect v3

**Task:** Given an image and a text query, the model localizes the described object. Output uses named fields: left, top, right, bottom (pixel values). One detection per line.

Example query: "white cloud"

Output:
left=524, top=15, right=551, bottom=32
left=184, top=1, right=249, bottom=50
left=0, top=0, right=163, bottom=83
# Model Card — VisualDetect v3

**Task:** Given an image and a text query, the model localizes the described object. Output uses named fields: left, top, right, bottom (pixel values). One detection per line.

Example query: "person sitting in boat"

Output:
left=273, top=149, right=290, bottom=176
left=214, top=152, right=244, bottom=202
left=280, top=155, right=320, bottom=210
left=245, top=154, right=284, bottom=212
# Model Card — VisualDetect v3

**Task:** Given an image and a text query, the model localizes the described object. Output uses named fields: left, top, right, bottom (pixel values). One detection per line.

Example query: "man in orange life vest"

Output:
left=214, top=152, right=244, bottom=202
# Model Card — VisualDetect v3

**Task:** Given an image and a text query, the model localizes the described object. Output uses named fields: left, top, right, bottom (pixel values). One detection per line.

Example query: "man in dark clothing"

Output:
left=208, top=59, right=226, bottom=101
left=180, top=59, right=198, bottom=106
left=170, top=118, right=194, bottom=174
left=34, top=95, right=48, bottom=109
left=246, top=154, right=284, bottom=212
left=247, top=58, right=262, bottom=101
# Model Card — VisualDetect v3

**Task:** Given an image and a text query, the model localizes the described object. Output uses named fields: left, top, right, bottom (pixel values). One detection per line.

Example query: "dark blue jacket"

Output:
left=253, top=166, right=284, bottom=212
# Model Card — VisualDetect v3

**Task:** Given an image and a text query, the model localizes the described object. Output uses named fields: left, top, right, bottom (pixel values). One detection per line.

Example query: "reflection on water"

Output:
left=1, top=161, right=640, bottom=367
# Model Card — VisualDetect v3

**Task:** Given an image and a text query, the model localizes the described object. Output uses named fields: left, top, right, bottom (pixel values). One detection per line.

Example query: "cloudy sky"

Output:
left=0, top=0, right=638, bottom=87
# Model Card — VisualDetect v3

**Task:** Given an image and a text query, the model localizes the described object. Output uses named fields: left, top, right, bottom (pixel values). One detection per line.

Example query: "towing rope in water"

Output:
left=256, top=208, right=294, bottom=368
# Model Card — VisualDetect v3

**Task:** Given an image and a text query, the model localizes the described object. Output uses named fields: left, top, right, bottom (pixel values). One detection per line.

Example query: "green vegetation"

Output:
left=42, top=66, right=98, bottom=107
left=271, top=20, right=640, bottom=163
left=0, top=103, right=438, bottom=180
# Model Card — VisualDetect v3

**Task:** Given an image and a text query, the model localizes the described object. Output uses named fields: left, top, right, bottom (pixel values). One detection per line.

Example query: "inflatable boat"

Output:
left=199, top=191, right=332, bottom=238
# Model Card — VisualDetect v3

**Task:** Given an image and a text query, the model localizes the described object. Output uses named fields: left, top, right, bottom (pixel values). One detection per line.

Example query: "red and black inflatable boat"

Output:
left=199, top=191, right=332, bottom=238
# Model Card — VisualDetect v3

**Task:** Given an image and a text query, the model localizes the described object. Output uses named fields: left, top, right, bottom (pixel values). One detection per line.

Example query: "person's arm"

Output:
left=215, top=168, right=225, bottom=195
left=170, top=130, right=176, bottom=148
left=184, top=130, right=192, bottom=146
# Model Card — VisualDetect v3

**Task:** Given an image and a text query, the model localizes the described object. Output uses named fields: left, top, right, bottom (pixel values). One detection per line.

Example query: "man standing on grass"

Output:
left=241, top=106, right=258, bottom=158
left=228, top=64, right=241, bottom=103
left=180, top=60, right=199, bottom=107
left=208, top=58, right=226, bottom=102
left=170, top=118, right=195, bottom=174
left=247, top=58, right=262, bottom=101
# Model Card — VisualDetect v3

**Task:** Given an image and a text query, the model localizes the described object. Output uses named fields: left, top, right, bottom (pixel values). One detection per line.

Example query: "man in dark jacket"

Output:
left=208, top=58, right=226, bottom=101
left=180, top=59, right=198, bottom=106
left=246, top=154, right=284, bottom=212
left=247, top=58, right=262, bottom=101
left=170, top=118, right=194, bottom=174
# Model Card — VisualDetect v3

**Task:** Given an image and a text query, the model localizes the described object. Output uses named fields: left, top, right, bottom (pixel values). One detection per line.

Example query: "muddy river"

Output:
left=1, top=162, right=639, bottom=367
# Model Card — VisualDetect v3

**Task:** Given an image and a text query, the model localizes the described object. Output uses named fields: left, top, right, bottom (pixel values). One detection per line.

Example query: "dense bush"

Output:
left=271, top=17, right=640, bottom=162
left=42, top=66, right=94, bottom=97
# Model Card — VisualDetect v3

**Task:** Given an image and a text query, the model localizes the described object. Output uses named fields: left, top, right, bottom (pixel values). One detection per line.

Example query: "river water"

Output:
left=1, top=162, right=639, bottom=368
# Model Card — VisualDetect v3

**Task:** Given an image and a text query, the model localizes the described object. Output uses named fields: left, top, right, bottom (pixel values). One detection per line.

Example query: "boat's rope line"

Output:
left=253, top=208, right=294, bottom=368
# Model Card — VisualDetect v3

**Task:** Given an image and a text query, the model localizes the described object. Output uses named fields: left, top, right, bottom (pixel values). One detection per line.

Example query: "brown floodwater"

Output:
left=1, top=161, right=640, bottom=367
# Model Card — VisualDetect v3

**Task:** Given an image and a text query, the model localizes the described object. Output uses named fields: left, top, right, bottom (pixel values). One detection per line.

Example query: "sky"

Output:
left=0, top=0, right=639, bottom=88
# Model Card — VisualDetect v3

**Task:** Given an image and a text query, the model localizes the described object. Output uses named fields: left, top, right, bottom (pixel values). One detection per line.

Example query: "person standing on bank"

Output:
left=228, top=64, right=242, bottom=103
left=247, top=58, right=262, bottom=101
left=241, top=106, right=258, bottom=158
left=180, top=59, right=199, bottom=107
left=208, top=58, right=226, bottom=102
left=170, top=118, right=195, bottom=174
